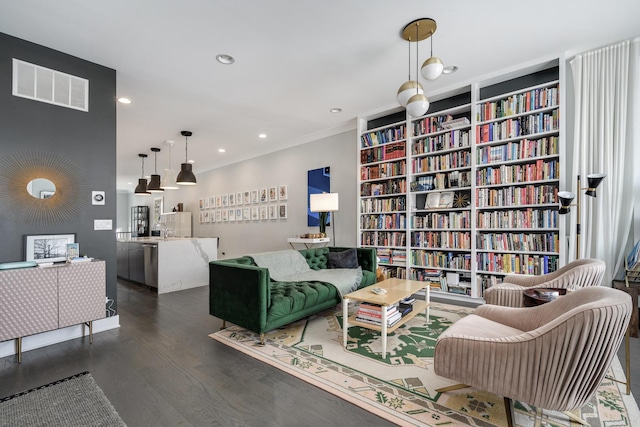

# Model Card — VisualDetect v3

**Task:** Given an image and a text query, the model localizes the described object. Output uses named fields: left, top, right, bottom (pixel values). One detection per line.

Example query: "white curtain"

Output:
left=569, top=38, right=639, bottom=284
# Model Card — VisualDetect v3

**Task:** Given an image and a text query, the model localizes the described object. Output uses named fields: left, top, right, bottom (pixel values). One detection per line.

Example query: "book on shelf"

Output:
left=356, top=310, right=402, bottom=327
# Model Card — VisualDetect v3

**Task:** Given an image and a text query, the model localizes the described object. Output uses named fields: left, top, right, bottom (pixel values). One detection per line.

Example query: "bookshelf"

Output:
left=357, top=61, right=565, bottom=302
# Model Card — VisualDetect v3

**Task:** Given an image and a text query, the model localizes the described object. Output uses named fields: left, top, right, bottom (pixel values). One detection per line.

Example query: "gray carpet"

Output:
left=0, top=372, right=126, bottom=427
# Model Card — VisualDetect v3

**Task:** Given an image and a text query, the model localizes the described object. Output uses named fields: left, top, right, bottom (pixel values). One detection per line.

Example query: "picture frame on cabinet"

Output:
left=215, top=210, right=222, bottom=222
left=243, top=208, right=251, bottom=221
left=269, top=205, right=277, bottom=220
left=236, top=192, right=243, bottom=206
left=25, top=233, right=76, bottom=264
left=229, top=209, right=235, bottom=222
left=229, top=193, right=235, bottom=206
left=278, top=204, right=288, bottom=219
left=260, top=188, right=268, bottom=203
left=260, top=206, right=268, bottom=220
left=243, top=191, right=251, bottom=205
left=268, top=186, right=277, bottom=202
left=251, top=190, right=259, bottom=204
left=279, top=185, right=288, bottom=200
left=251, top=206, right=259, bottom=220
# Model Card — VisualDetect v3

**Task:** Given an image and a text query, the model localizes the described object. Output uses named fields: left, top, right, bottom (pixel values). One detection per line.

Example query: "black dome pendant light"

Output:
left=176, top=130, right=196, bottom=185
left=147, top=147, right=164, bottom=192
left=134, top=153, right=151, bottom=195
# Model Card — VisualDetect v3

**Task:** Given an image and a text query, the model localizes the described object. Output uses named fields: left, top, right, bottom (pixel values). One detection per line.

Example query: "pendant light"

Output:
left=176, top=130, right=196, bottom=185
left=134, top=153, right=151, bottom=195
left=160, top=140, right=179, bottom=190
left=421, top=29, right=443, bottom=80
left=404, top=19, right=430, bottom=117
left=397, top=33, right=424, bottom=107
left=147, top=147, right=164, bottom=192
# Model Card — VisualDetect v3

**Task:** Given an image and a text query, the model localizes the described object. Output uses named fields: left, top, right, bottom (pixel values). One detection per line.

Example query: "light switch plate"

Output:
left=92, top=191, right=105, bottom=205
left=94, top=219, right=112, bottom=230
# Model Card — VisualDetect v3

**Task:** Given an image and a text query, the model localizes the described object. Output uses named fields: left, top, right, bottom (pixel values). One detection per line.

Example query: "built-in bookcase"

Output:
left=357, top=60, right=565, bottom=302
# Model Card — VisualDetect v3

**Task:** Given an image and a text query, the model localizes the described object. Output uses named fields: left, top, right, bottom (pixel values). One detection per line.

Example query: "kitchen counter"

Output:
left=117, top=237, right=217, bottom=294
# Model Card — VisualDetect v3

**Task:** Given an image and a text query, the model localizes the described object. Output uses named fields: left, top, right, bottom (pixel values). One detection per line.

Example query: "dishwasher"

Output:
left=143, top=243, right=158, bottom=288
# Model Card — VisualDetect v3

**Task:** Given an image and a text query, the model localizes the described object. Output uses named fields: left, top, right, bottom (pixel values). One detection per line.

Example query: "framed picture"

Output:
left=259, top=188, right=267, bottom=203
left=439, top=191, right=455, bottom=208
left=425, top=192, right=441, bottom=209
left=153, top=196, right=163, bottom=224
left=236, top=192, right=243, bottom=206
left=210, top=196, right=215, bottom=208
left=260, top=205, right=268, bottom=220
left=25, top=233, right=75, bottom=263
left=243, top=191, right=251, bottom=205
left=222, top=209, right=229, bottom=222
left=204, top=211, right=210, bottom=223
left=251, top=206, right=259, bottom=220
left=199, top=198, right=204, bottom=210
left=235, top=208, right=242, bottom=220
left=229, top=193, right=235, bottom=206
left=215, top=210, right=222, bottom=222
left=222, top=194, right=229, bottom=207
left=203, top=196, right=210, bottom=209
left=268, top=186, right=277, bottom=202
left=199, top=212, right=204, bottom=224
left=278, top=204, right=288, bottom=219
left=243, top=208, right=251, bottom=221
left=210, top=210, right=216, bottom=223
left=279, top=185, right=288, bottom=201
left=269, top=205, right=277, bottom=220
left=229, top=208, right=236, bottom=222
left=251, top=190, right=259, bottom=204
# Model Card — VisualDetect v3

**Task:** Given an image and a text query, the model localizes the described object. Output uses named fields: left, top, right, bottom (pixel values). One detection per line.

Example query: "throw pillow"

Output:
left=327, top=248, right=359, bottom=269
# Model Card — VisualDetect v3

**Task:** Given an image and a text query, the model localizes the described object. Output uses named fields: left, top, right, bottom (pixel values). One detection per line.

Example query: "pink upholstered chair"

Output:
left=434, top=286, right=631, bottom=426
left=483, top=258, right=605, bottom=307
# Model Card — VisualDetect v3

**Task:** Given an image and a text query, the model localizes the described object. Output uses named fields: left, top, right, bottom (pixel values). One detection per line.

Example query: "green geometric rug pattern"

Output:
left=211, top=302, right=640, bottom=427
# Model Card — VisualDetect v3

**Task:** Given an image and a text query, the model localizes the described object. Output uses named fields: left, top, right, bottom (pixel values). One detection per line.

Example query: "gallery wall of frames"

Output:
left=198, top=185, right=288, bottom=224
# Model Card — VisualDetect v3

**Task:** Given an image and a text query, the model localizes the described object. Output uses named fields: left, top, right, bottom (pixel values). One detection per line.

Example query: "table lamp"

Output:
left=310, top=193, right=339, bottom=244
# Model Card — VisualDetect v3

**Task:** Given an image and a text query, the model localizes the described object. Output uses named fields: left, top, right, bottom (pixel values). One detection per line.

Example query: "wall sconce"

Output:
left=134, top=153, right=151, bottom=195
left=558, top=173, right=606, bottom=258
left=309, top=192, right=339, bottom=244
left=176, top=130, right=197, bottom=185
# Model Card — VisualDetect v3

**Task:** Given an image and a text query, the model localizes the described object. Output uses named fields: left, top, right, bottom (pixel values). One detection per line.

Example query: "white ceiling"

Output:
left=1, top=1, right=639, bottom=191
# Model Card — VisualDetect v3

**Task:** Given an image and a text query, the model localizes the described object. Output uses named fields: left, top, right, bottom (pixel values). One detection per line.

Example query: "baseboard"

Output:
left=0, top=315, right=120, bottom=358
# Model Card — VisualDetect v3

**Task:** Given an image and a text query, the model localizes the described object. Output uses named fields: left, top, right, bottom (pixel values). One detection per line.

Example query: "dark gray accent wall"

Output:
left=0, top=32, right=118, bottom=311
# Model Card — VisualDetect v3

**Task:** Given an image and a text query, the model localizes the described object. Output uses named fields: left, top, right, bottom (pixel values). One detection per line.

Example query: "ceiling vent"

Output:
left=12, top=58, right=89, bottom=112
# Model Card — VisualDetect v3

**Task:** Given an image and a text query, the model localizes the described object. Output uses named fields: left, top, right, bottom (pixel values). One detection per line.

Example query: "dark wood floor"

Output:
left=1, top=281, right=638, bottom=426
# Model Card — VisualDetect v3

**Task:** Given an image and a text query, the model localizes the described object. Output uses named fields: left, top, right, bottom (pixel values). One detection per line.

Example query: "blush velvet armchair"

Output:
left=434, top=286, right=632, bottom=426
left=483, top=258, right=606, bottom=307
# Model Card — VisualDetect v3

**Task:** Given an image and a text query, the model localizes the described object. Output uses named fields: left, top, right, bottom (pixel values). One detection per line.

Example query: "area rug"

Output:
left=210, top=302, right=640, bottom=427
left=0, top=371, right=126, bottom=427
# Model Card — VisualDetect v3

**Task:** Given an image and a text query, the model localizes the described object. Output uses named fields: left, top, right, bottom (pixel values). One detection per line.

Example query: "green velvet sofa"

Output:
left=209, top=247, right=377, bottom=343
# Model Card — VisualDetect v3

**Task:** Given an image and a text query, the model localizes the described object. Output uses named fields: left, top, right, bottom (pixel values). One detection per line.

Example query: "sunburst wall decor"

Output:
left=0, top=150, right=88, bottom=225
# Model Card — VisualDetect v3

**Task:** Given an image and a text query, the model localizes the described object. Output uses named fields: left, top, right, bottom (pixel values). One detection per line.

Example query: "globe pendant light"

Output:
left=176, top=130, right=196, bottom=185
left=160, top=140, right=179, bottom=190
left=134, top=153, right=151, bottom=195
left=421, top=30, right=443, bottom=81
left=403, top=19, right=431, bottom=117
left=147, top=147, right=164, bottom=192
left=397, top=35, right=424, bottom=107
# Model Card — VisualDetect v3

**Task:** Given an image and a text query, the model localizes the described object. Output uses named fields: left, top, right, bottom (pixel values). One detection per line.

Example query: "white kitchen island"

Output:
left=117, top=237, right=218, bottom=294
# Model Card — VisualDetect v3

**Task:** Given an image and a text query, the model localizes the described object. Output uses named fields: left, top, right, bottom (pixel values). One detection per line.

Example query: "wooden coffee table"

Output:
left=342, top=278, right=430, bottom=358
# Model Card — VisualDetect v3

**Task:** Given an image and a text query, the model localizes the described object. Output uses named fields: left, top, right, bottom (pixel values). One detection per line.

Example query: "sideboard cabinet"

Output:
left=0, top=260, right=106, bottom=362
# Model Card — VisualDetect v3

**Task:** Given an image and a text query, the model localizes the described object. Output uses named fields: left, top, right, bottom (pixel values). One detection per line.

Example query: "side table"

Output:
left=522, top=288, right=567, bottom=307
left=287, top=237, right=330, bottom=249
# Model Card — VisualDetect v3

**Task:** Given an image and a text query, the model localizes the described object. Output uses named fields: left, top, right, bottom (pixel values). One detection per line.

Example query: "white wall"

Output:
left=122, top=130, right=358, bottom=259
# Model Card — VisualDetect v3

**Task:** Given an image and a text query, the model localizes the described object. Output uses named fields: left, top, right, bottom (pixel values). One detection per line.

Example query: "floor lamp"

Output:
left=310, top=193, right=339, bottom=246
left=558, top=173, right=606, bottom=259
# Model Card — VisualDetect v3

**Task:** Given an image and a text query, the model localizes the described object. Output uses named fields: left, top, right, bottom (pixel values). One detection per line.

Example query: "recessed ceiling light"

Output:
left=216, top=54, right=235, bottom=65
left=329, top=108, right=342, bottom=113
left=127, top=182, right=133, bottom=185
left=218, top=148, right=226, bottom=153
left=117, top=97, right=132, bottom=104
left=188, top=160, right=195, bottom=163
left=442, top=65, right=459, bottom=74
left=258, top=133, right=267, bottom=139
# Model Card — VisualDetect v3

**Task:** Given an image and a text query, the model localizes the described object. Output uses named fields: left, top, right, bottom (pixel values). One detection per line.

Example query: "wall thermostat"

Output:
left=92, top=191, right=105, bottom=205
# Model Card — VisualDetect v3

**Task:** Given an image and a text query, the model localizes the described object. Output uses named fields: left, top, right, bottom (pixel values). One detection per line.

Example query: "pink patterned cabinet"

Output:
left=0, top=260, right=106, bottom=363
